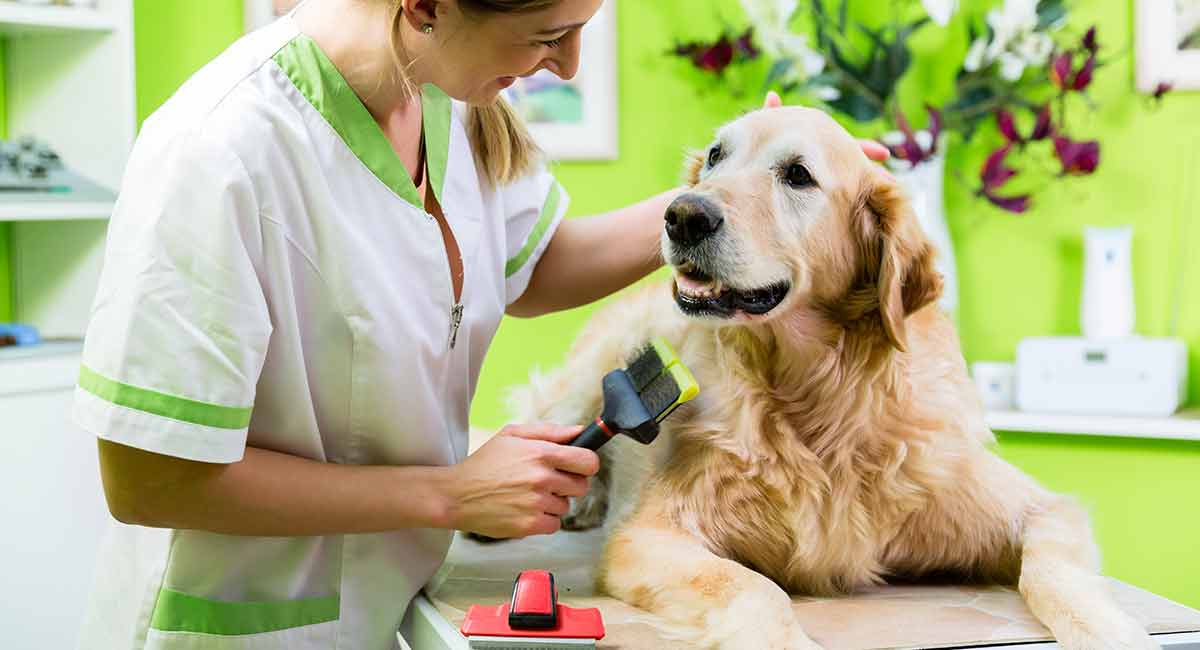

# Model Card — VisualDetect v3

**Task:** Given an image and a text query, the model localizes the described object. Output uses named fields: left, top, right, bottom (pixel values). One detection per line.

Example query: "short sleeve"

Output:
left=73, top=129, right=272, bottom=464
left=500, top=164, right=569, bottom=306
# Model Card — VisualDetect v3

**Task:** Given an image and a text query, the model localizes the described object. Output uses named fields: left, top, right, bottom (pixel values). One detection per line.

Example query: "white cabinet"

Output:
left=3, top=0, right=136, bottom=338
left=0, top=342, right=109, bottom=650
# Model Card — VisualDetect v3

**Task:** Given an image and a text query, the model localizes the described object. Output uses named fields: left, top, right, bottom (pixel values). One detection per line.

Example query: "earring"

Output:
left=421, top=23, right=434, bottom=34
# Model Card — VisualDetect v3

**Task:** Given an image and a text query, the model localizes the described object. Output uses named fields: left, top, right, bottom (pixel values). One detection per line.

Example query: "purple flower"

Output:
left=997, top=109, right=1022, bottom=144
left=888, top=106, right=942, bottom=165
left=1031, top=105, right=1054, bottom=140
left=1153, top=81, right=1173, bottom=101
left=1051, top=52, right=1074, bottom=89
left=1054, top=136, right=1100, bottom=175
left=977, top=145, right=1031, bottom=213
left=981, top=145, right=1017, bottom=190
left=736, top=28, right=759, bottom=59
left=1072, top=54, right=1095, bottom=91
left=926, top=104, right=943, bottom=155
left=982, top=190, right=1031, bottom=213
left=1082, top=27, right=1098, bottom=54
left=997, top=106, right=1055, bottom=145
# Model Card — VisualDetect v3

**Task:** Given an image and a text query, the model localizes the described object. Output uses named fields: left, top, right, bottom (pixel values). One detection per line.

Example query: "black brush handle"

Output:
left=569, top=420, right=614, bottom=450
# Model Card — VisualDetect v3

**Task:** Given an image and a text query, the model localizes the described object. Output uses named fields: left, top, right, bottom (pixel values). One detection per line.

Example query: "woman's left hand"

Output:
left=762, top=91, right=890, bottom=163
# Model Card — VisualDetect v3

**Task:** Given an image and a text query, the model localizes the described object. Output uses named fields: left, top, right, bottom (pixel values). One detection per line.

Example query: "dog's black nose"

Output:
left=665, top=195, right=723, bottom=246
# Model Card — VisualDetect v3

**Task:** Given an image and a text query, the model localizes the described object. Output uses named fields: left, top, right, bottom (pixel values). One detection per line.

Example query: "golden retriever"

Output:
left=509, top=106, right=1156, bottom=650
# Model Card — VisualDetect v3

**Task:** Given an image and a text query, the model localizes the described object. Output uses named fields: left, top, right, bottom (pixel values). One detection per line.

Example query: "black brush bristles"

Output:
left=637, top=371, right=683, bottom=421
left=624, top=343, right=666, bottom=392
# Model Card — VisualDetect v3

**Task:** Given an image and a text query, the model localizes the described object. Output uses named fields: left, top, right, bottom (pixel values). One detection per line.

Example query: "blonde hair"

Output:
left=385, top=0, right=558, bottom=186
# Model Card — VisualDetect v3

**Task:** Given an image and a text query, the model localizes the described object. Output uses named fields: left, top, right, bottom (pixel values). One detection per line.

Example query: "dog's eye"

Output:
left=706, top=144, right=723, bottom=168
left=784, top=163, right=815, bottom=188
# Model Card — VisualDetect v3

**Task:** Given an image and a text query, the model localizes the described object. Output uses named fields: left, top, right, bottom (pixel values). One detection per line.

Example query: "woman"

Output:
left=74, top=1, right=886, bottom=648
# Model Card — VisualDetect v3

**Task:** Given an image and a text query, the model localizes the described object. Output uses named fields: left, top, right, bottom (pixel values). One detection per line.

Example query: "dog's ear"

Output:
left=861, top=171, right=943, bottom=352
left=684, top=149, right=705, bottom=186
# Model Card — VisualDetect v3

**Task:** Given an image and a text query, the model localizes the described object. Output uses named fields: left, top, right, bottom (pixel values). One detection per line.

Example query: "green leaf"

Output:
left=830, top=90, right=882, bottom=122
left=765, top=59, right=795, bottom=87
left=1036, top=0, right=1067, bottom=30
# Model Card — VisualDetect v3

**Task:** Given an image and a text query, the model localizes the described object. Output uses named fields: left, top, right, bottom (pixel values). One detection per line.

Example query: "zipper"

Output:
left=448, top=303, right=464, bottom=349
left=425, top=209, right=464, bottom=350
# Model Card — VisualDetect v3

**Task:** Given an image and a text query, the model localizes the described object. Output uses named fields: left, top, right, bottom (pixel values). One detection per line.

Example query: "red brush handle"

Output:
left=508, top=570, right=558, bottom=629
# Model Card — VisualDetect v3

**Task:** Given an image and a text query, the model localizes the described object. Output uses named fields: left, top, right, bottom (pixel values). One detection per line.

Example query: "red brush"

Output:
left=460, top=570, right=605, bottom=649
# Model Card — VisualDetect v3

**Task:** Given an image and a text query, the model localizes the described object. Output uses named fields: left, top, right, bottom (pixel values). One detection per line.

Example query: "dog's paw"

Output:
left=715, top=621, right=823, bottom=650
left=1054, top=611, right=1159, bottom=650
left=561, top=492, right=608, bottom=531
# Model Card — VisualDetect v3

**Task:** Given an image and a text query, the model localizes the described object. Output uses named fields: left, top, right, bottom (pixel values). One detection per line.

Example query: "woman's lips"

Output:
left=498, top=76, right=517, bottom=89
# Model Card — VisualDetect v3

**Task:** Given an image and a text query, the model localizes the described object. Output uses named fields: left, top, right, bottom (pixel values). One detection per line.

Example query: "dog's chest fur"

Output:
left=649, top=329, right=982, bottom=595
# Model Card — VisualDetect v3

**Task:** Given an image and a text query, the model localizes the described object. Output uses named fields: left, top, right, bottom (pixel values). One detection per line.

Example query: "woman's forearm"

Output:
left=98, top=439, right=455, bottom=536
left=508, top=188, right=681, bottom=317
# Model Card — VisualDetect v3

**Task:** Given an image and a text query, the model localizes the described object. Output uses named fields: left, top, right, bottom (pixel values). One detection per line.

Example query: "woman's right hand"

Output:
left=440, top=423, right=599, bottom=538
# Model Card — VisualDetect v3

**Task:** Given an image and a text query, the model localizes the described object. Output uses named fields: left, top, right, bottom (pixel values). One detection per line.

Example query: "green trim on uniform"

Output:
left=421, top=84, right=451, bottom=205
left=77, top=365, right=252, bottom=430
left=149, top=588, right=339, bottom=636
left=506, top=182, right=562, bottom=277
left=272, top=35, right=451, bottom=211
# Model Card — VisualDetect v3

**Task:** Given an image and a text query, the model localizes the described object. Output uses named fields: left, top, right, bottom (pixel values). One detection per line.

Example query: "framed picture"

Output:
left=246, top=0, right=302, bottom=32
left=1136, top=0, right=1200, bottom=91
left=504, top=1, right=618, bottom=160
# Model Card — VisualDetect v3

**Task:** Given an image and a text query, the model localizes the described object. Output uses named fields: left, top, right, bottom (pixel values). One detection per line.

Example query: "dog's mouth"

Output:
left=672, top=261, right=790, bottom=319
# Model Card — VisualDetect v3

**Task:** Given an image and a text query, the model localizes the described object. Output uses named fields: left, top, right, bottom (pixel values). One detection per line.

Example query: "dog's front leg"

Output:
left=1019, top=497, right=1158, bottom=650
left=600, top=500, right=820, bottom=650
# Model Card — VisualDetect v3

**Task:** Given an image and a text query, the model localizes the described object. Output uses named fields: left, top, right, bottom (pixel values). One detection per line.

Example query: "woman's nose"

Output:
left=544, top=32, right=582, bottom=81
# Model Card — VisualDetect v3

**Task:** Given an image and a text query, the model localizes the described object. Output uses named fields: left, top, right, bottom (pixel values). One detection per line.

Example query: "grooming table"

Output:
left=402, top=528, right=1200, bottom=650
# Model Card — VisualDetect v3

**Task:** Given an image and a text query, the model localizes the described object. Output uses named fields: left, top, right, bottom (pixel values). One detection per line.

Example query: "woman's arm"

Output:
left=97, top=423, right=598, bottom=538
left=507, top=188, right=679, bottom=317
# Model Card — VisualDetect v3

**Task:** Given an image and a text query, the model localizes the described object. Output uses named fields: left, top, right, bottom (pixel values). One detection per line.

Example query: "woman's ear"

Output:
left=400, top=0, right=440, bottom=32
left=862, top=171, right=943, bottom=352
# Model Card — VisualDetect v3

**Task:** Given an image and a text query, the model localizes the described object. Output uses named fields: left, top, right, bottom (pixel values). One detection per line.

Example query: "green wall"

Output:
left=474, top=0, right=1200, bottom=609
left=2, top=0, right=1191, bottom=611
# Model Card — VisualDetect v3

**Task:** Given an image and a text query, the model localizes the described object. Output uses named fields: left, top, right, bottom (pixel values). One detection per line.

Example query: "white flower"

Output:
left=921, top=0, right=958, bottom=27
left=813, top=85, right=841, bottom=101
left=1015, top=32, right=1054, bottom=66
left=998, top=52, right=1027, bottom=81
left=739, top=0, right=798, bottom=30
left=963, top=36, right=988, bottom=71
left=966, top=0, right=1053, bottom=78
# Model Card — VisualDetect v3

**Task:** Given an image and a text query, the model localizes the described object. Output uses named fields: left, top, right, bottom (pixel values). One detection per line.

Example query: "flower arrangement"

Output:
left=667, top=0, right=1156, bottom=213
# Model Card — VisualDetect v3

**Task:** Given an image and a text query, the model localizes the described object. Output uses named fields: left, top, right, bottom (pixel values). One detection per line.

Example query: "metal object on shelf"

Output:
left=0, top=136, right=116, bottom=206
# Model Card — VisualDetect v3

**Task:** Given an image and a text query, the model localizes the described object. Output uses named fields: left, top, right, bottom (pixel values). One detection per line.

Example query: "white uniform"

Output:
left=72, top=15, right=566, bottom=650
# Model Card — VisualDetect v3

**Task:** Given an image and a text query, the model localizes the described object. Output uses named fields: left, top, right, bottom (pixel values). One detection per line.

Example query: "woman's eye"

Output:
left=540, top=37, right=564, bottom=48
left=706, top=144, right=723, bottom=168
left=784, top=163, right=815, bottom=188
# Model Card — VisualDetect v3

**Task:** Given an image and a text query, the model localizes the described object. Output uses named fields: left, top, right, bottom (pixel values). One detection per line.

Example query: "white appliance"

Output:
left=0, top=342, right=109, bottom=649
left=1016, top=337, right=1188, bottom=417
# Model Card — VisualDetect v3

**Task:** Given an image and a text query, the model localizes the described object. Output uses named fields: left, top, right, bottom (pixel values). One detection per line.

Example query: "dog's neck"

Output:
left=711, top=307, right=907, bottom=452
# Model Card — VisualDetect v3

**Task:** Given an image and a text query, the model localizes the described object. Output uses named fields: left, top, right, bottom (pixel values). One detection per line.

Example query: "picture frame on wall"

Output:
left=503, top=1, right=618, bottom=160
left=245, top=0, right=301, bottom=32
left=1136, top=0, right=1200, bottom=91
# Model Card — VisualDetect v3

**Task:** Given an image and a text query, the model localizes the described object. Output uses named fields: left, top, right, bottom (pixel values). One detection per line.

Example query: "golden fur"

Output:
left=511, top=107, right=1156, bottom=649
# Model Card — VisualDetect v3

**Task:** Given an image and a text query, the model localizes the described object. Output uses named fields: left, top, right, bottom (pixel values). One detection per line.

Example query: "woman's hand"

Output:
left=440, top=423, right=599, bottom=538
left=762, top=91, right=890, bottom=163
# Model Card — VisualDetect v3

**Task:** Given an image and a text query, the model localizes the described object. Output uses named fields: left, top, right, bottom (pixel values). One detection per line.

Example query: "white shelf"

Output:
left=0, top=3, right=115, bottom=34
left=0, top=340, right=82, bottom=396
left=0, top=200, right=112, bottom=220
left=985, top=409, right=1200, bottom=441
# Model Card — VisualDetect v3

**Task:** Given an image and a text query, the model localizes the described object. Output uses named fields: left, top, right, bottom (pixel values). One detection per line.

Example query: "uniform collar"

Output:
left=273, top=33, right=452, bottom=211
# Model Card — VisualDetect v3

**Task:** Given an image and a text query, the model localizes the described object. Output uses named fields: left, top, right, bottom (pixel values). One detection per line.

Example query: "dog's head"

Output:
left=664, top=106, right=942, bottom=351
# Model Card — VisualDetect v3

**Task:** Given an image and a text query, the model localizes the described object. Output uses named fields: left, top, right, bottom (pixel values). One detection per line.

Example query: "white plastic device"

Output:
left=1016, top=337, right=1188, bottom=417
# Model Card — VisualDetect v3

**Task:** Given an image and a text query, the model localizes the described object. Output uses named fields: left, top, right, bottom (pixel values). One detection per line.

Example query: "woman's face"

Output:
left=429, top=0, right=604, bottom=104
